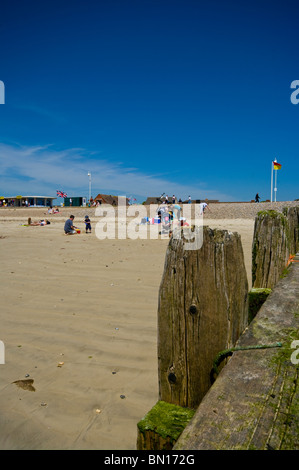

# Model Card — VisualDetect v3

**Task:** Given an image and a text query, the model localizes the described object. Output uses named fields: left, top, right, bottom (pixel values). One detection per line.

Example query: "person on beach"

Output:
left=169, top=203, right=182, bottom=225
left=27, top=218, right=50, bottom=226
left=199, top=202, right=211, bottom=215
left=84, top=215, right=91, bottom=233
left=49, top=206, right=60, bottom=214
left=64, top=215, right=78, bottom=234
left=255, top=193, right=260, bottom=203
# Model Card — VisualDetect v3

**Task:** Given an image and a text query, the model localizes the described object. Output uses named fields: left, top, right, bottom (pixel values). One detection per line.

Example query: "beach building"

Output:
left=94, top=194, right=130, bottom=206
left=0, top=195, right=56, bottom=207
left=63, top=197, right=87, bottom=207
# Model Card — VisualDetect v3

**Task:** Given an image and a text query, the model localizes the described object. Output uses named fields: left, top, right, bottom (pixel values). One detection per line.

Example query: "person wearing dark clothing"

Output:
left=64, top=215, right=78, bottom=234
left=84, top=215, right=91, bottom=233
left=255, top=193, right=260, bottom=203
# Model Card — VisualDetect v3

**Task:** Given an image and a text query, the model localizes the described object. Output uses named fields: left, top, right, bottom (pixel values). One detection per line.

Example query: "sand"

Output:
left=0, top=205, right=262, bottom=449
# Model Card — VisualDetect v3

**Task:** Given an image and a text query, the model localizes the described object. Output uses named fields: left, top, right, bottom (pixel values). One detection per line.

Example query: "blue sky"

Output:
left=0, top=0, right=298, bottom=203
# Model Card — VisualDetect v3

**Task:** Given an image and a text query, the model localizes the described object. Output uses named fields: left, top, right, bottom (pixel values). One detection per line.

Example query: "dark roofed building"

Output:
left=94, top=194, right=130, bottom=206
left=144, top=196, right=166, bottom=205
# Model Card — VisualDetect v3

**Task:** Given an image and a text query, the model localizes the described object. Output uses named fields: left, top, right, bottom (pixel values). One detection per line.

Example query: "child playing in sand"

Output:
left=84, top=215, right=91, bottom=233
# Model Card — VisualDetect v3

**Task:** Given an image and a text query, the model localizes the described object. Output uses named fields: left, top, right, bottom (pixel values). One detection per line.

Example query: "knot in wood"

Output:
left=168, top=372, right=177, bottom=384
left=189, top=304, right=198, bottom=315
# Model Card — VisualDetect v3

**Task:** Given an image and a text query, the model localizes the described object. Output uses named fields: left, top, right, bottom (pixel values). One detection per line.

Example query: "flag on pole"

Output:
left=56, top=190, right=67, bottom=198
left=273, top=161, right=282, bottom=170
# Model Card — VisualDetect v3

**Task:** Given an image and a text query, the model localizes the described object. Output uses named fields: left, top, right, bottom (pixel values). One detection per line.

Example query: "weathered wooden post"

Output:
left=283, top=206, right=299, bottom=254
left=157, top=226, right=249, bottom=409
left=252, top=210, right=290, bottom=289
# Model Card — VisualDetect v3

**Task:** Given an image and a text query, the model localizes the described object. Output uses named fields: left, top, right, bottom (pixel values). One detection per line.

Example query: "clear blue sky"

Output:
left=0, top=0, right=298, bottom=202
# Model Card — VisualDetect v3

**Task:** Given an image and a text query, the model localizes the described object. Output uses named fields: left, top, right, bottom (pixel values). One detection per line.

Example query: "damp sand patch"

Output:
left=12, top=379, right=35, bottom=392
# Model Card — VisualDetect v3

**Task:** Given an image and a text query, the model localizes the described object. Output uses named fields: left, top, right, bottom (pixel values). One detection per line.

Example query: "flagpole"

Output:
left=273, top=158, right=278, bottom=202
left=271, top=160, right=273, bottom=203
left=88, top=172, right=91, bottom=203
left=274, top=164, right=278, bottom=202
left=274, top=158, right=280, bottom=202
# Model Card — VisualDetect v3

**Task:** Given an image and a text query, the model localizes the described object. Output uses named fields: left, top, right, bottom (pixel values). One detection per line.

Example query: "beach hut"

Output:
left=64, top=197, right=86, bottom=207
left=2, top=196, right=56, bottom=207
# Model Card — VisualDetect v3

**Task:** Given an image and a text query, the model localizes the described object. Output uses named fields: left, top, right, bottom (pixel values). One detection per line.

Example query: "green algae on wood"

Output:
left=266, top=335, right=299, bottom=450
left=137, top=400, right=195, bottom=450
left=248, top=288, right=272, bottom=323
left=257, top=209, right=288, bottom=223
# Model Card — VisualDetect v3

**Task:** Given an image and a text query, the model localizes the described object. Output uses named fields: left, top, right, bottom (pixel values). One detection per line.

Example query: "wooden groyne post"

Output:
left=138, top=209, right=299, bottom=450
left=137, top=226, right=249, bottom=449
left=157, top=226, right=249, bottom=409
left=252, top=207, right=299, bottom=289
left=283, top=206, right=299, bottom=254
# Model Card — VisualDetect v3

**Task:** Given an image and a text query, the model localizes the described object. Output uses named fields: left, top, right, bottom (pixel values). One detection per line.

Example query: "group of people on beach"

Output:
left=160, top=194, right=193, bottom=204
left=27, top=214, right=92, bottom=233
left=64, top=215, right=91, bottom=235
left=47, top=206, right=60, bottom=214
left=27, top=199, right=211, bottom=235
left=153, top=201, right=210, bottom=237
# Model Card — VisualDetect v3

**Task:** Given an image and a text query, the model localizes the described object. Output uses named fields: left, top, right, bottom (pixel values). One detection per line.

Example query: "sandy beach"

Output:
left=0, top=202, right=297, bottom=450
